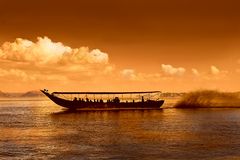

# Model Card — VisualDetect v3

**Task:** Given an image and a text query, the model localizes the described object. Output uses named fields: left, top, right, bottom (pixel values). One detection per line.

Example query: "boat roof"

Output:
left=52, top=91, right=161, bottom=95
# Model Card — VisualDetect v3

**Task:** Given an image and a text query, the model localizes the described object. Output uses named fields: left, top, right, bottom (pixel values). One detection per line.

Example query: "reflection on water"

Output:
left=1, top=99, right=240, bottom=159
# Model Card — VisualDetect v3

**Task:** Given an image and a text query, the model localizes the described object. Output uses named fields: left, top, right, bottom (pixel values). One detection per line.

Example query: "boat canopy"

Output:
left=52, top=91, right=161, bottom=95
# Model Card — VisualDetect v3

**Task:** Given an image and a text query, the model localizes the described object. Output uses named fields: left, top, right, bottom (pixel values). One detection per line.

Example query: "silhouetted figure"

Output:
left=142, top=96, right=144, bottom=103
left=100, top=99, right=103, bottom=103
left=113, top=97, right=120, bottom=103
left=73, top=97, right=77, bottom=102
left=86, top=98, right=89, bottom=102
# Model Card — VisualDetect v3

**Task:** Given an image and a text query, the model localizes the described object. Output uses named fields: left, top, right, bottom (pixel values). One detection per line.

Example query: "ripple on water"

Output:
left=1, top=100, right=240, bottom=159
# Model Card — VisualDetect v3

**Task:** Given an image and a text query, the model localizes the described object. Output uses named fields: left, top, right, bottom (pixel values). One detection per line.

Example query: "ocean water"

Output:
left=0, top=98, right=240, bottom=160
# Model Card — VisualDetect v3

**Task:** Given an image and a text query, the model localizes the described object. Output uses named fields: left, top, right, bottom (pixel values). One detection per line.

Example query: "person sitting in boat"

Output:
left=113, top=97, right=120, bottom=103
left=73, top=97, right=77, bottom=102
left=86, top=98, right=89, bottom=102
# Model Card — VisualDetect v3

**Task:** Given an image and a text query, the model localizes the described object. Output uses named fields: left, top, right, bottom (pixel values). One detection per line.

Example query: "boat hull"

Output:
left=41, top=90, right=164, bottom=110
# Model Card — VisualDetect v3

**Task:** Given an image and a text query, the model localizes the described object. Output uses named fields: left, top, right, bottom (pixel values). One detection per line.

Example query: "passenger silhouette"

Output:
left=73, top=97, right=77, bottom=102
left=113, top=97, right=120, bottom=103
left=142, top=96, right=144, bottom=102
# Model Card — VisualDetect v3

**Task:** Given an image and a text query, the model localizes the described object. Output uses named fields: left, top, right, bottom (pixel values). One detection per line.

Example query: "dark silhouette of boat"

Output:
left=41, top=89, right=164, bottom=110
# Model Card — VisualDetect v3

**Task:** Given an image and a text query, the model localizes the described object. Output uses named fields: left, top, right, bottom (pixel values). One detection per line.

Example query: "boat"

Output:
left=41, top=89, right=164, bottom=110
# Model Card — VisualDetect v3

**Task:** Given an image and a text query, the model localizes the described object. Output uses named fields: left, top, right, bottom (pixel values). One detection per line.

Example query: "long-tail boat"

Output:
left=41, top=89, right=164, bottom=110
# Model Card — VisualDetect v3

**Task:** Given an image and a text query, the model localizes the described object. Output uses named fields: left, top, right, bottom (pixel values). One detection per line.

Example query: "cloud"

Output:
left=121, top=69, right=137, bottom=80
left=0, top=68, right=32, bottom=81
left=161, top=64, right=186, bottom=76
left=0, top=36, right=108, bottom=65
left=0, top=37, right=113, bottom=84
left=210, top=65, right=220, bottom=75
left=0, top=36, right=236, bottom=91
left=120, top=69, right=162, bottom=82
left=192, top=68, right=200, bottom=76
left=0, top=68, right=69, bottom=82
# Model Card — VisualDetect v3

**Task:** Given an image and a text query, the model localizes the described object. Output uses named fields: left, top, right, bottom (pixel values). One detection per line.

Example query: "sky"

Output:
left=0, top=0, right=240, bottom=92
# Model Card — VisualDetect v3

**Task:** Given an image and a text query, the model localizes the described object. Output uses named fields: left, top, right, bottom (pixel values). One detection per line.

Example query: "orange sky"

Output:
left=0, top=0, right=240, bottom=92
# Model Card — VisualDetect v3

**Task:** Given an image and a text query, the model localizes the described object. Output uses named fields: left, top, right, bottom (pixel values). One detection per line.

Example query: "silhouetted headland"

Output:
left=20, top=90, right=45, bottom=97
left=0, top=90, right=45, bottom=98
left=0, top=90, right=10, bottom=98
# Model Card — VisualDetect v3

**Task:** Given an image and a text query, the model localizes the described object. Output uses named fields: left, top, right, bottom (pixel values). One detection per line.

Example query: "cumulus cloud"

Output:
left=192, top=68, right=200, bottom=76
left=210, top=65, right=220, bottom=75
left=0, top=36, right=108, bottom=65
left=121, top=69, right=137, bottom=80
left=161, top=64, right=186, bottom=76
left=0, top=68, right=69, bottom=82
left=0, top=68, right=32, bottom=81
left=0, top=37, right=113, bottom=83
left=120, top=69, right=163, bottom=82
left=0, top=36, right=235, bottom=91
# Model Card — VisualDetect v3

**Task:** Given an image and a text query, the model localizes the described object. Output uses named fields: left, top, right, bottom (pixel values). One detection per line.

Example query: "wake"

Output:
left=174, top=90, right=240, bottom=108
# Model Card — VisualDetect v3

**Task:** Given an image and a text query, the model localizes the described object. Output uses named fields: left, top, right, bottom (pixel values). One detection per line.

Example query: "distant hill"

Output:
left=0, top=90, right=10, bottom=97
left=20, top=90, right=44, bottom=97
left=161, top=92, right=186, bottom=97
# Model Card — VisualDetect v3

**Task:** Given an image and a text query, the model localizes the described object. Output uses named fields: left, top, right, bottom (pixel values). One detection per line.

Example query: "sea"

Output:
left=0, top=97, right=240, bottom=160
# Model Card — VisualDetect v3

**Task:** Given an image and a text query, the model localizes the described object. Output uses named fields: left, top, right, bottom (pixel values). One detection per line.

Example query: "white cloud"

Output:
left=161, top=64, right=186, bottom=76
left=120, top=69, right=163, bottom=82
left=210, top=65, right=220, bottom=75
left=192, top=68, right=200, bottom=76
left=0, top=37, right=113, bottom=82
left=0, top=68, right=69, bottom=82
left=0, top=36, right=108, bottom=65
left=0, top=68, right=34, bottom=81
left=121, top=69, right=137, bottom=80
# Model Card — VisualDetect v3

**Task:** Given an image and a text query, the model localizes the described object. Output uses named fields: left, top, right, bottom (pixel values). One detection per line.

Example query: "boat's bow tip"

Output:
left=40, top=89, right=50, bottom=95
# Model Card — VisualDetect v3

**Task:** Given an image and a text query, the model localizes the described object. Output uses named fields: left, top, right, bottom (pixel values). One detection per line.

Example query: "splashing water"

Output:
left=175, top=90, right=240, bottom=108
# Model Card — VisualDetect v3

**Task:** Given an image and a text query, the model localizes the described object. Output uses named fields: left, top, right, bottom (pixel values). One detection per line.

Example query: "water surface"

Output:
left=0, top=99, right=240, bottom=160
